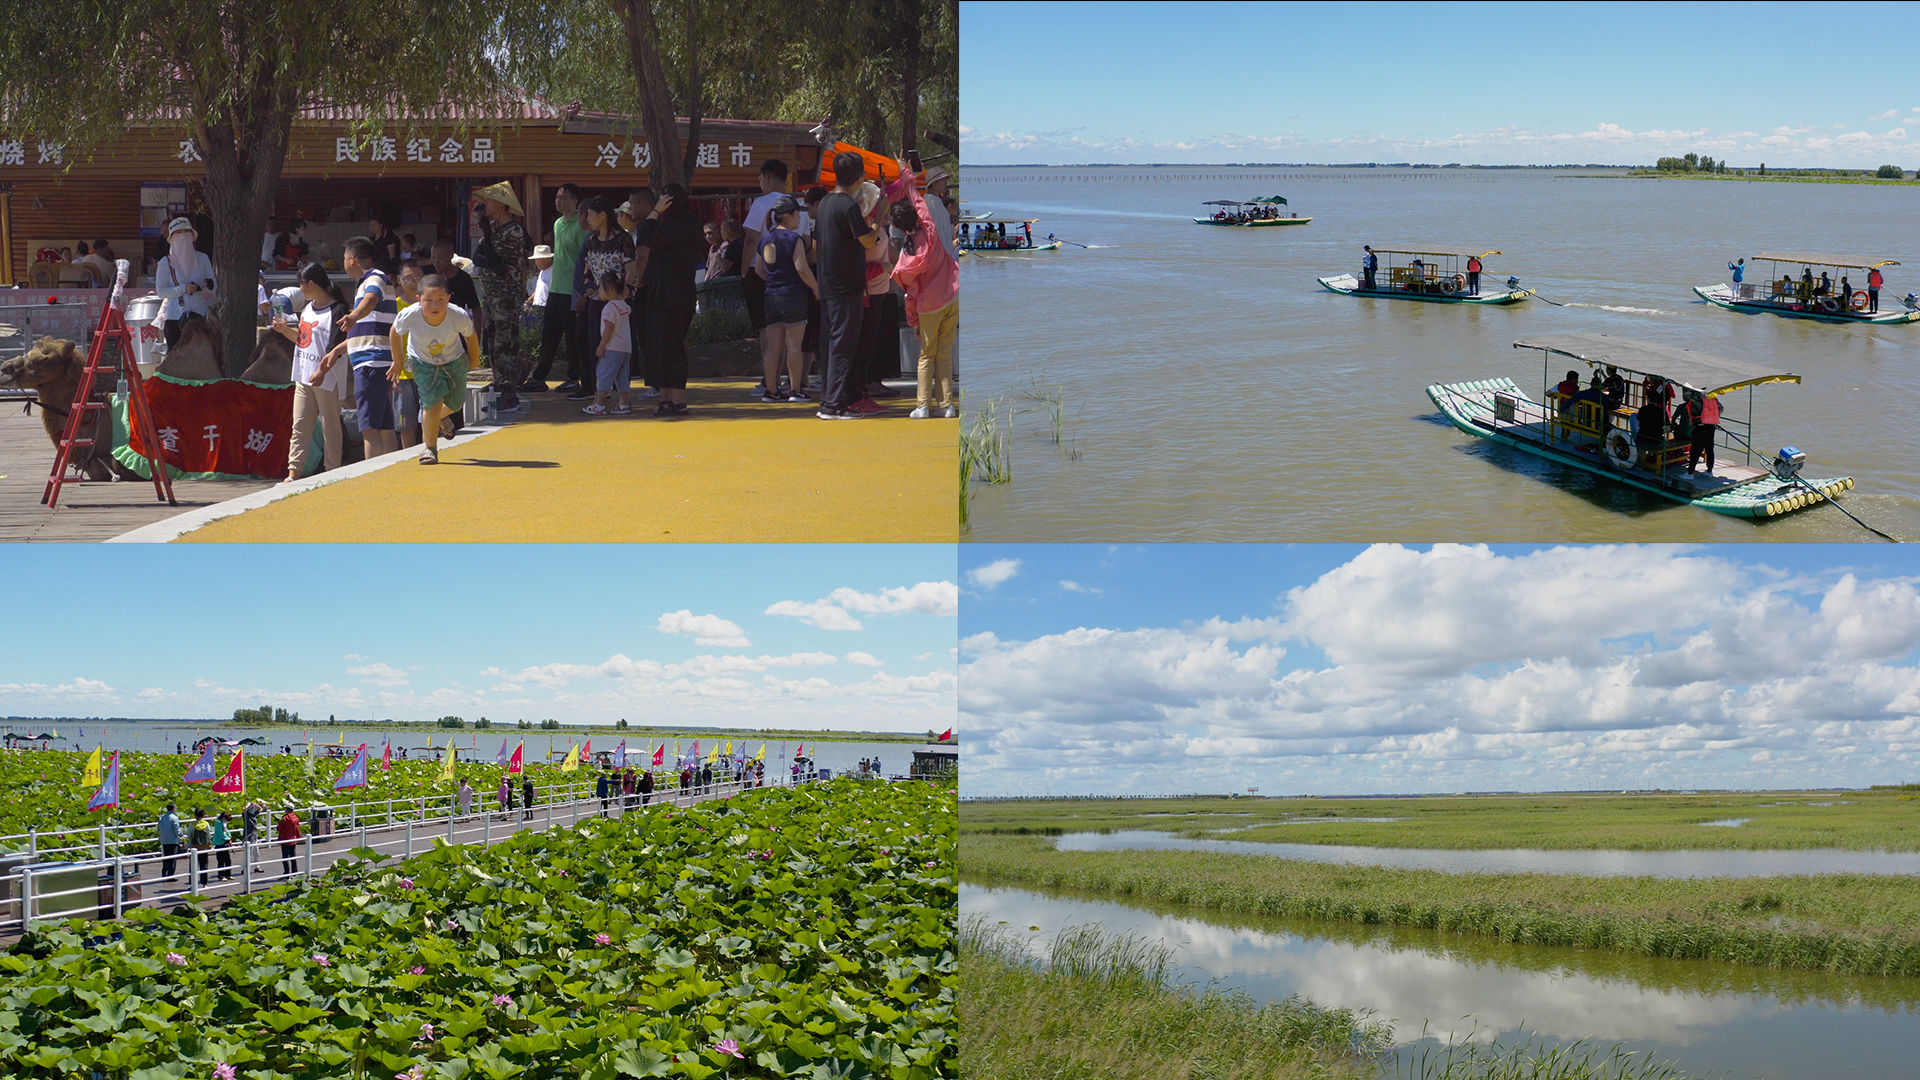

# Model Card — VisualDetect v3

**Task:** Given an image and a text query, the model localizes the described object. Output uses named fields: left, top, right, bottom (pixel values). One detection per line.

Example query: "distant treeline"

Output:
left=1645, top=153, right=1909, bottom=179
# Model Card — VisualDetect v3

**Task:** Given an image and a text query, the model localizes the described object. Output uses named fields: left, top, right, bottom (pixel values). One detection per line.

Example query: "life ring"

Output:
left=1604, top=430, right=1635, bottom=469
left=1453, top=273, right=1466, bottom=292
left=1817, top=297, right=1841, bottom=314
left=1851, top=290, right=1870, bottom=311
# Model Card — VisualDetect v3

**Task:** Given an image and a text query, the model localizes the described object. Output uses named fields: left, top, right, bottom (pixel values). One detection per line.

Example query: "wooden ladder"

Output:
left=42, top=273, right=174, bottom=509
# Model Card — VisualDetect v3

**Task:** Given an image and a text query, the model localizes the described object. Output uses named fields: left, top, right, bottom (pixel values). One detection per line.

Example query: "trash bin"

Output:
left=309, top=807, right=335, bottom=840
left=97, top=865, right=142, bottom=914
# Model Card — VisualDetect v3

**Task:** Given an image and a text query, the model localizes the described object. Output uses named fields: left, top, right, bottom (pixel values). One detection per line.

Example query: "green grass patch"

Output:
left=2, top=779, right=955, bottom=1080
left=961, top=791, right=1920, bottom=851
left=961, top=833, right=1920, bottom=977
left=960, top=915, right=1386, bottom=1080
left=961, top=916, right=1695, bottom=1080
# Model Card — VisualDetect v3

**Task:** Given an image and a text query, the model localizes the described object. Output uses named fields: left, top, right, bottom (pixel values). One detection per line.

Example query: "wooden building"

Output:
left=0, top=96, right=825, bottom=286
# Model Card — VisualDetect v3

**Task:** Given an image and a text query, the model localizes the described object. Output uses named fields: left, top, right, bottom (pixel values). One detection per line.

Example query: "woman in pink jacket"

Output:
left=887, top=161, right=960, bottom=418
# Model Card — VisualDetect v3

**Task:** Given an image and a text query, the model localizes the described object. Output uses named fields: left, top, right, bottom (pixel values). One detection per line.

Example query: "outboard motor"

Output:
left=1506, top=275, right=1521, bottom=291
left=1904, top=293, right=1920, bottom=311
left=1771, top=446, right=1806, bottom=481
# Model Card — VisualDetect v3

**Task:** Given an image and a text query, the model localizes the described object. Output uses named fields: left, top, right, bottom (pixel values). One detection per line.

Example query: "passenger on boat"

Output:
left=1728, top=258, right=1746, bottom=299
left=1840, top=274, right=1853, bottom=310
left=1685, top=391, right=1720, bottom=474
left=1361, top=246, right=1377, bottom=290
left=1640, top=374, right=1674, bottom=411
left=1569, top=376, right=1605, bottom=429
left=1632, top=384, right=1668, bottom=468
left=1465, top=255, right=1481, bottom=296
left=1776, top=275, right=1793, bottom=301
left=1868, top=266, right=1884, bottom=312
left=1815, top=270, right=1831, bottom=297
left=1801, top=268, right=1814, bottom=300
left=1600, top=367, right=1625, bottom=416
left=1554, top=370, right=1581, bottom=400
left=1408, top=258, right=1425, bottom=292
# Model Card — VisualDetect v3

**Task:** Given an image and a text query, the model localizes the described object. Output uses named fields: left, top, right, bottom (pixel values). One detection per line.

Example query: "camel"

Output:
left=152, top=314, right=224, bottom=381
left=239, top=328, right=294, bottom=384
left=0, top=336, right=141, bottom=481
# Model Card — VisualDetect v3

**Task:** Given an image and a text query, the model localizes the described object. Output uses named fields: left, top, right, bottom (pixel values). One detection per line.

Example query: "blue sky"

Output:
left=962, top=3, right=1920, bottom=167
left=961, top=544, right=1920, bottom=796
left=0, top=545, right=956, bottom=732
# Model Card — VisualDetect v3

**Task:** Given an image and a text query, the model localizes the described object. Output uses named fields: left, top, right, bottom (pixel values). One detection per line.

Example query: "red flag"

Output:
left=582, top=738, right=592, bottom=759
left=211, top=748, right=246, bottom=794
left=689, top=740, right=700, bottom=761
left=795, top=744, right=804, bottom=760
left=651, top=744, right=665, bottom=767
left=382, top=740, right=392, bottom=771
left=938, top=728, right=953, bottom=742
left=508, top=741, right=525, bottom=775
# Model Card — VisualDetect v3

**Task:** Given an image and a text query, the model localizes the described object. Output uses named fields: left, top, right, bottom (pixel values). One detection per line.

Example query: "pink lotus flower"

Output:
left=165, top=952, right=187, bottom=967
left=312, top=953, right=330, bottom=967
left=214, top=1064, right=237, bottom=1080
left=445, top=919, right=459, bottom=931
left=714, top=1039, right=744, bottom=1059
left=410, top=965, right=425, bottom=975
left=417, top=1022, right=436, bottom=1042
left=399, top=878, right=415, bottom=890
left=594, top=933, right=612, bottom=946
left=491, top=993, right=513, bottom=1008
left=396, top=1067, right=426, bottom=1080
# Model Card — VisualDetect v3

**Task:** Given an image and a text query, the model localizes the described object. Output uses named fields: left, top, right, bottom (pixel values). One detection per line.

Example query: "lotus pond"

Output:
left=0, top=778, right=956, bottom=1080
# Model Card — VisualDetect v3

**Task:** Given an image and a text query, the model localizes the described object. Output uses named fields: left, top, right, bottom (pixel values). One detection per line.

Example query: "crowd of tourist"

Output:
left=264, top=154, right=961, bottom=477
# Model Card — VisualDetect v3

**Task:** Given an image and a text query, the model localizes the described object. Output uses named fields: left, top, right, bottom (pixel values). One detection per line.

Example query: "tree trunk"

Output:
left=616, top=0, right=687, bottom=191
left=196, top=109, right=293, bottom=377
left=680, top=0, right=703, bottom=187
left=901, top=0, right=921, bottom=158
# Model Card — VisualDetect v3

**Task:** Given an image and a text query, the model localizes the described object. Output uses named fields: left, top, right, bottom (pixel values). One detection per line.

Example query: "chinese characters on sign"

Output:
left=0, top=139, right=61, bottom=165
left=593, top=141, right=757, bottom=172
left=332, top=135, right=503, bottom=166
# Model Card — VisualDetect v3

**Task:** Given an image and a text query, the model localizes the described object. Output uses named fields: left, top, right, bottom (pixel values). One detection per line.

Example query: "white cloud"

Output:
left=845, top=651, right=885, bottom=667
left=766, top=580, right=957, bottom=630
left=655, top=609, right=752, bottom=648
left=967, top=559, right=1022, bottom=589
left=1875, top=109, right=1901, bottom=120
left=347, top=662, right=411, bottom=688
left=1059, top=580, right=1103, bottom=595
left=962, top=545, right=1920, bottom=795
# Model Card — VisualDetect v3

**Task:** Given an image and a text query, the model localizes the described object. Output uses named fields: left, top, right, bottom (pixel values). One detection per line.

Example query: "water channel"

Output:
left=1054, top=829, right=1920, bottom=878
left=963, top=882, right=1920, bottom=1080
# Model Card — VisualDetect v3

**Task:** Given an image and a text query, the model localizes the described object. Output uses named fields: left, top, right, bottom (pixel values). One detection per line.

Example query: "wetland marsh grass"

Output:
left=961, top=834, right=1920, bottom=977
left=960, top=791, right=1920, bottom=852
left=960, top=916, right=1697, bottom=1080
left=960, top=914, right=1387, bottom=1080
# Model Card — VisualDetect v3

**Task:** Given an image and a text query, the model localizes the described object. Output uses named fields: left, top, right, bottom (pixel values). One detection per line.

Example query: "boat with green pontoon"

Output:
left=1193, top=196, right=1310, bottom=227
left=1320, top=245, right=1528, bottom=304
left=1427, top=332, right=1853, bottom=519
left=1695, top=252, right=1920, bottom=324
left=956, top=215, right=1059, bottom=255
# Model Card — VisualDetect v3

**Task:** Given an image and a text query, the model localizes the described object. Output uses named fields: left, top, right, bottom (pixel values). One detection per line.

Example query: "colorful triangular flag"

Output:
left=184, top=743, right=218, bottom=784
left=614, top=740, right=627, bottom=768
left=651, top=744, right=664, bottom=767
left=80, top=744, right=102, bottom=788
left=87, top=752, right=120, bottom=811
left=508, top=741, right=525, bottom=775
left=496, top=738, right=511, bottom=767
left=382, top=739, right=393, bottom=771
left=939, top=728, right=954, bottom=742
left=212, top=749, right=246, bottom=794
left=333, top=744, right=370, bottom=790
left=439, top=745, right=458, bottom=782
left=560, top=742, right=581, bottom=772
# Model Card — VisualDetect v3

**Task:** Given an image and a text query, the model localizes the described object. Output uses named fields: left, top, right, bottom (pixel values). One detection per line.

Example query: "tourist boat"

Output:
left=1427, top=332, right=1853, bottom=518
left=1319, top=246, right=1528, bottom=304
left=956, top=215, right=1059, bottom=255
left=1695, top=253, right=1920, bottom=324
left=1193, top=197, right=1310, bottom=227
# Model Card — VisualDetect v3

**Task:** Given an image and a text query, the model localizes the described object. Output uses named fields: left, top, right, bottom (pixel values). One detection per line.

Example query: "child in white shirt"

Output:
left=587, top=271, right=633, bottom=415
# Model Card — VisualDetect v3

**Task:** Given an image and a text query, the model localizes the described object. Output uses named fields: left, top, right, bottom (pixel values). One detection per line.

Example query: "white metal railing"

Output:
left=2, top=768, right=824, bottom=936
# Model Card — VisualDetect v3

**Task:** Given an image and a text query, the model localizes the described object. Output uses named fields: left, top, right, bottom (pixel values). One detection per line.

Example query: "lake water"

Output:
left=1055, top=829, right=1920, bottom=877
left=959, top=165, right=1920, bottom=542
left=964, top=883, right=1920, bottom=1080
left=2, top=721, right=918, bottom=778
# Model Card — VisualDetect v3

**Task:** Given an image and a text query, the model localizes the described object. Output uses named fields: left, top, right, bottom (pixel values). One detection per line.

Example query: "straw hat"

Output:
left=473, top=181, right=523, bottom=217
left=165, top=216, right=196, bottom=239
left=615, top=201, right=635, bottom=219
left=528, top=245, right=554, bottom=260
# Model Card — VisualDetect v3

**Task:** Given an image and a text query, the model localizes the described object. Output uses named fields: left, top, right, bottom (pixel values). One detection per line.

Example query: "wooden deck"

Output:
left=0, top=402, right=271, bottom=542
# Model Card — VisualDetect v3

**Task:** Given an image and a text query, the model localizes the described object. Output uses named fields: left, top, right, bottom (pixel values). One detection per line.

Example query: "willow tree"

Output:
left=0, top=3, right=518, bottom=375
left=513, top=0, right=959, bottom=187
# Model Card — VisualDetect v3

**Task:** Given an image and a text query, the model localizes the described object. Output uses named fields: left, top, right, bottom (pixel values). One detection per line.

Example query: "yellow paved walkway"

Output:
left=181, top=380, right=957, bottom=542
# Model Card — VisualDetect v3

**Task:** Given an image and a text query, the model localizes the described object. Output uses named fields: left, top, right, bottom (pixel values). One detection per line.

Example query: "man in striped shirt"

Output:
left=338, top=236, right=400, bottom=461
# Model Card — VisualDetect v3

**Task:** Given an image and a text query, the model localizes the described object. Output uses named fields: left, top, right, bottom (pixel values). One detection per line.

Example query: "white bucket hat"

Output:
left=165, top=216, right=196, bottom=239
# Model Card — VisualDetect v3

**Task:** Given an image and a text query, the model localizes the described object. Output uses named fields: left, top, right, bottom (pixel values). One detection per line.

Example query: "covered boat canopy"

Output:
left=1753, top=253, right=1900, bottom=270
left=1371, top=245, right=1502, bottom=258
left=1513, top=333, right=1801, bottom=395
left=1249, top=195, right=1289, bottom=205
left=1202, top=200, right=1247, bottom=206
